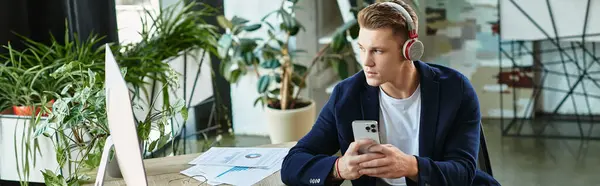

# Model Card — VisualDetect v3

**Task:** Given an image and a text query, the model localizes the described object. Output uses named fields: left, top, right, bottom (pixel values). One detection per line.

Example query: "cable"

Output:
left=167, top=174, right=208, bottom=186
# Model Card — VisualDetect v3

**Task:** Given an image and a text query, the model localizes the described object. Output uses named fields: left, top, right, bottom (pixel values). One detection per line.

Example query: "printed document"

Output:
left=181, top=160, right=283, bottom=186
left=188, top=147, right=289, bottom=168
left=181, top=147, right=290, bottom=185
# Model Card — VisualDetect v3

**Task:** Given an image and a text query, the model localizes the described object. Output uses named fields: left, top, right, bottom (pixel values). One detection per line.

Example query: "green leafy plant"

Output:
left=217, top=0, right=357, bottom=110
left=0, top=36, right=108, bottom=185
left=0, top=1, right=220, bottom=185
left=0, top=40, right=100, bottom=185
left=115, top=1, right=219, bottom=156
left=0, top=39, right=98, bottom=113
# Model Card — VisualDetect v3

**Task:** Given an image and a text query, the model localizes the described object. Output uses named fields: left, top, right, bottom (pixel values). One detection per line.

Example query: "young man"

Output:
left=281, top=1, right=499, bottom=185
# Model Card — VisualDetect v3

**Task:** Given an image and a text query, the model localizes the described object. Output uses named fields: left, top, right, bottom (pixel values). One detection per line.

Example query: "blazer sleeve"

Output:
left=413, top=75, right=481, bottom=186
left=281, top=84, right=343, bottom=186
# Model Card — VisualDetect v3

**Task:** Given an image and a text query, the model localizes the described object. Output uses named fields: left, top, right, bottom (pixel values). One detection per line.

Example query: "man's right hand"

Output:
left=334, top=139, right=385, bottom=180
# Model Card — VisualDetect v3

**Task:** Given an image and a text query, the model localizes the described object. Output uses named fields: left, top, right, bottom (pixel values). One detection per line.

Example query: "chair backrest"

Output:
left=477, top=122, right=493, bottom=176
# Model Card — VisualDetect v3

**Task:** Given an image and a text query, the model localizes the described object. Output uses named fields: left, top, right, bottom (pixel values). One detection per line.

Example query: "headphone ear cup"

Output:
left=402, top=39, right=424, bottom=61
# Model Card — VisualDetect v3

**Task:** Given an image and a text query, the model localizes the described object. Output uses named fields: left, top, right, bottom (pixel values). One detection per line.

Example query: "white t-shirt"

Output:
left=377, top=85, right=421, bottom=186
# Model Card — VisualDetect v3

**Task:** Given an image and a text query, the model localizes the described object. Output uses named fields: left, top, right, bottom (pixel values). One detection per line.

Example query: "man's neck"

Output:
left=380, top=61, right=419, bottom=99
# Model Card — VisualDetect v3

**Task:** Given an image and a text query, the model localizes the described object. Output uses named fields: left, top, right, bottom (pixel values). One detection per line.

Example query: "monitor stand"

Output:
left=94, top=136, right=122, bottom=186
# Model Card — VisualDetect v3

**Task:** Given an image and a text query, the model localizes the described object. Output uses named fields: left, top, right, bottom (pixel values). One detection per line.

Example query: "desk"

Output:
left=85, top=141, right=297, bottom=186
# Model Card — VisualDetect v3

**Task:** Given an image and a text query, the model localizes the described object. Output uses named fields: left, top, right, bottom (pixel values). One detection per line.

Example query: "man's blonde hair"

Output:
left=357, top=0, right=418, bottom=39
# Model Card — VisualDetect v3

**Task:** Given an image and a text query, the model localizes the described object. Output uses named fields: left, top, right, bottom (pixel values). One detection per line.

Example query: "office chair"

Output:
left=477, top=122, right=493, bottom=177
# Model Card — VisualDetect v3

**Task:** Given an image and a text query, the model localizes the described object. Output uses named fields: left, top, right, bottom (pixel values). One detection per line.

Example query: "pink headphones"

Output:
left=382, top=2, right=424, bottom=61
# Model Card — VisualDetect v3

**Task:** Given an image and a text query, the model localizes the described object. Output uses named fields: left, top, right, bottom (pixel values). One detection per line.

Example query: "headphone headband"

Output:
left=381, top=2, right=418, bottom=39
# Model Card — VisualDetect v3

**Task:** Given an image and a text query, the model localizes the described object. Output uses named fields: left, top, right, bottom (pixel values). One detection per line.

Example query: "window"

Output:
left=115, top=0, right=160, bottom=44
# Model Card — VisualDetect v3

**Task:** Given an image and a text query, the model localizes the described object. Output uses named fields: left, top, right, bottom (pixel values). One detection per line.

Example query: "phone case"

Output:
left=352, top=120, right=381, bottom=153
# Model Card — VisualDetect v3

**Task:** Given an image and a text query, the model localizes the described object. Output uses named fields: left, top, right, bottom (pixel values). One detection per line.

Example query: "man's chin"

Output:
left=365, top=78, right=381, bottom=87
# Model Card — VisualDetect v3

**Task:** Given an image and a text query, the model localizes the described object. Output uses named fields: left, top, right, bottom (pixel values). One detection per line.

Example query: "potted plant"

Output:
left=0, top=48, right=90, bottom=185
left=0, top=1, right=219, bottom=185
left=0, top=33, right=110, bottom=184
left=216, top=0, right=358, bottom=143
left=0, top=53, right=61, bottom=117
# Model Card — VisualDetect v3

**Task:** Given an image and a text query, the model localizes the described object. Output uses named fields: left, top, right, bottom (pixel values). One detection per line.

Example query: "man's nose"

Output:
left=361, top=55, right=375, bottom=67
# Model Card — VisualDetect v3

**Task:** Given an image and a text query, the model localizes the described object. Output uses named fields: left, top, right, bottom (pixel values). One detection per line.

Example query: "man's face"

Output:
left=357, top=27, right=406, bottom=87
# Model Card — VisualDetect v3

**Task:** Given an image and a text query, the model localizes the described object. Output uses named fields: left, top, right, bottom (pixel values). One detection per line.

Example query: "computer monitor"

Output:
left=95, top=44, right=148, bottom=186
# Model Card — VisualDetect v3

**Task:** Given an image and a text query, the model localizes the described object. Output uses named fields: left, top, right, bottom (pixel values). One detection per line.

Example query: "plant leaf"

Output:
left=261, top=45, right=279, bottom=60
left=180, top=104, right=188, bottom=121
left=291, top=74, right=306, bottom=88
left=331, top=31, right=347, bottom=52
left=33, top=122, right=51, bottom=138
left=260, top=59, right=281, bottom=69
left=230, top=69, right=242, bottom=83
left=293, top=63, right=308, bottom=76
left=148, top=140, right=158, bottom=152
left=273, top=73, right=282, bottom=83
left=232, top=25, right=244, bottom=35
left=217, top=34, right=233, bottom=58
left=289, top=25, right=301, bottom=36
left=243, top=24, right=262, bottom=32
left=239, top=38, right=258, bottom=52
left=270, top=88, right=281, bottom=95
left=257, top=75, right=271, bottom=93
left=331, top=58, right=349, bottom=80
left=243, top=52, right=255, bottom=65
left=253, top=96, right=265, bottom=107
left=331, top=20, right=356, bottom=51
left=350, top=22, right=360, bottom=39
left=231, top=16, right=249, bottom=25
left=41, top=169, right=68, bottom=186
left=219, top=61, right=233, bottom=81
left=216, top=15, right=232, bottom=29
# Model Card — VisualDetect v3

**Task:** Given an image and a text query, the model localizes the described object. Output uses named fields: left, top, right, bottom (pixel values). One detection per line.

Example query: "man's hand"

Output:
left=357, top=144, right=419, bottom=181
left=334, top=139, right=385, bottom=180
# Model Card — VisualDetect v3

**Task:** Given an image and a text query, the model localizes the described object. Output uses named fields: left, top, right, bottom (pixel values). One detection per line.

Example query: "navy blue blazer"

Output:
left=281, top=61, right=499, bottom=186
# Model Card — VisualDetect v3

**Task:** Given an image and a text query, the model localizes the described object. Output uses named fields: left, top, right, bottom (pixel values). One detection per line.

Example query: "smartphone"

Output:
left=351, top=120, right=381, bottom=154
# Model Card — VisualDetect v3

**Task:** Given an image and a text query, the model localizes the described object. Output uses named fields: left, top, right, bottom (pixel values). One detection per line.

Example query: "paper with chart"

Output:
left=181, top=160, right=284, bottom=186
left=188, top=147, right=289, bottom=168
left=182, top=147, right=290, bottom=186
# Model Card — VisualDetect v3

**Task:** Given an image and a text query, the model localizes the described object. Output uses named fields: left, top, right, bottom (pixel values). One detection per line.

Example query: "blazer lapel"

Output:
left=415, top=61, right=440, bottom=158
left=360, top=82, right=380, bottom=122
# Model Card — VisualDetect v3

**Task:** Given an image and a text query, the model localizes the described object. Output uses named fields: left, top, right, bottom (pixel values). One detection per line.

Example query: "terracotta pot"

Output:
left=12, top=100, right=55, bottom=116
left=0, top=108, right=11, bottom=115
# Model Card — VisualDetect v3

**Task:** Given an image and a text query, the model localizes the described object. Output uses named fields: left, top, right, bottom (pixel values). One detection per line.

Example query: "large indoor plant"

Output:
left=216, top=0, right=357, bottom=143
left=0, top=1, right=219, bottom=185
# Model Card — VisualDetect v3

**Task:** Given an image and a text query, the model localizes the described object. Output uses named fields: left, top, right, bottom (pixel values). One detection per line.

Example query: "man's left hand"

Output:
left=357, top=144, right=419, bottom=181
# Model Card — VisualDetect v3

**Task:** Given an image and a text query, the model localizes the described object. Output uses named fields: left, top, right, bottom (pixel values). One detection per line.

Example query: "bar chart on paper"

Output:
left=181, top=147, right=290, bottom=185
left=182, top=161, right=283, bottom=186
left=216, top=166, right=251, bottom=178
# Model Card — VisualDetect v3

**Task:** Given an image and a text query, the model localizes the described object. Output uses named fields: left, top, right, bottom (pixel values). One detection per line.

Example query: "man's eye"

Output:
left=373, top=50, right=382, bottom=53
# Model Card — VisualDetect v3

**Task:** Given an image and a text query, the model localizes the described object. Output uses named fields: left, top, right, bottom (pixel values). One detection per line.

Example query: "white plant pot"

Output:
left=0, top=115, right=82, bottom=183
left=264, top=99, right=316, bottom=144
